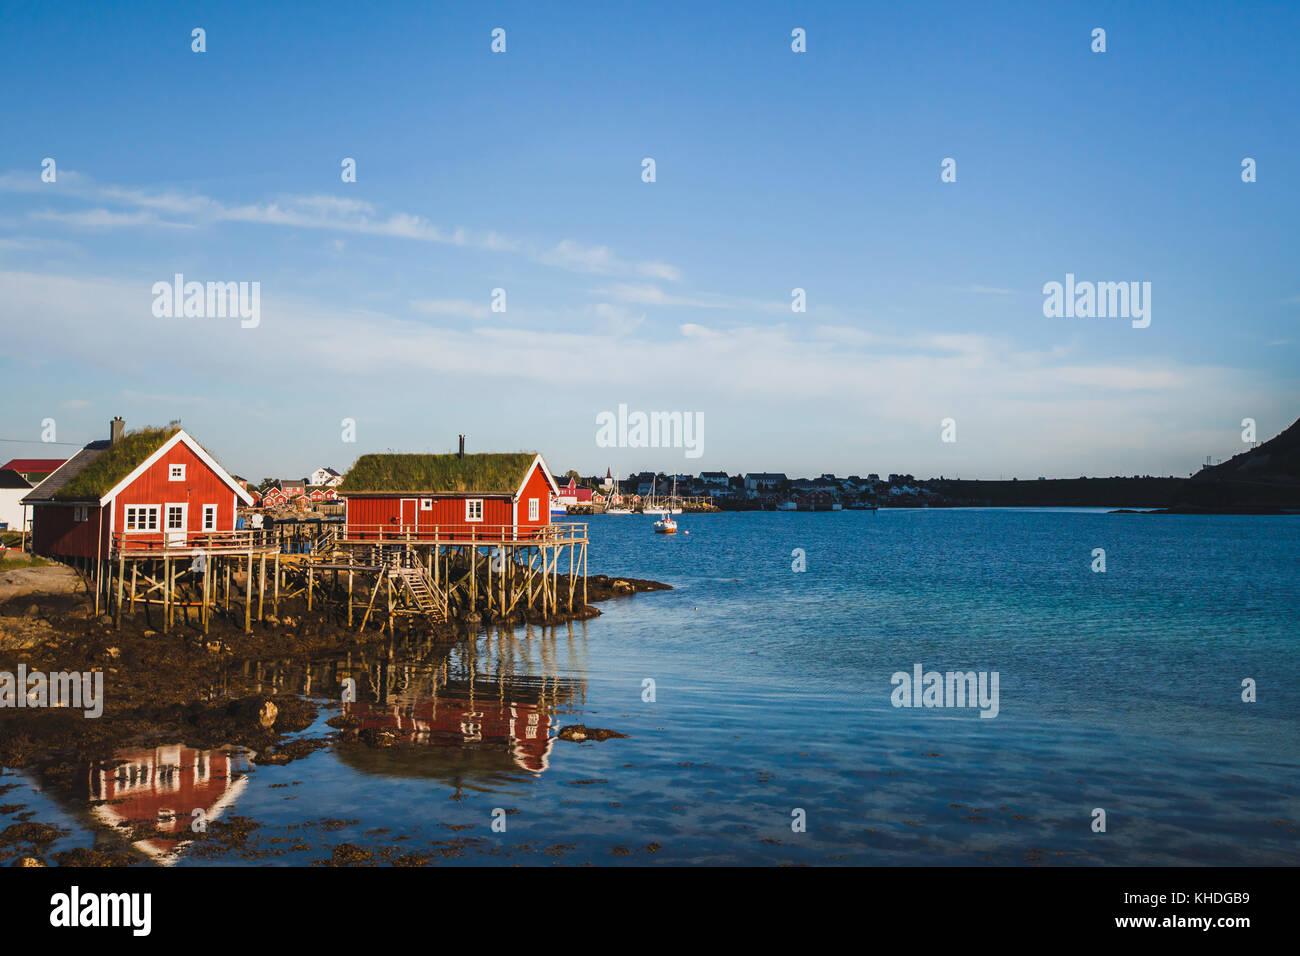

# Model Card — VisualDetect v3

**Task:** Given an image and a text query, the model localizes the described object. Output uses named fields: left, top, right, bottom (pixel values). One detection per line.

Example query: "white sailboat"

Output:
left=604, top=472, right=632, bottom=514
left=642, top=476, right=670, bottom=515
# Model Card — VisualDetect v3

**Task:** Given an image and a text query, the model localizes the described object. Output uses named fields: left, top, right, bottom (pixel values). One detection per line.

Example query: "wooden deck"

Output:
left=336, top=521, right=588, bottom=547
left=111, top=528, right=278, bottom=556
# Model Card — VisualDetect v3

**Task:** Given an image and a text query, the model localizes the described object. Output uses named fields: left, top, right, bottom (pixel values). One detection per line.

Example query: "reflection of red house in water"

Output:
left=89, top=746, right=248, bottom=865
left=345, top=694, right=555, bottom=774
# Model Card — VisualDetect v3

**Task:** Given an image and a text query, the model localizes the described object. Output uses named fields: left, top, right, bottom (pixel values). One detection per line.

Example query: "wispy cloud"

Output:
left=2, top=170, right=680, bottom=282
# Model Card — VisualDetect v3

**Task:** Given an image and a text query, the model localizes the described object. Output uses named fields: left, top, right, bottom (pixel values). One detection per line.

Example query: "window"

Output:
left=124, top=505, right=159, bottom=531
left=202, top=504, right=217, bottom=531
left=420, top=498, right=432, bottom=511
left=528, top=498, right=539, bottom=521
left=465, top=499, right=483, bottom=522
left=167, top=505, right=185, bottom=531
left=73, top=506, right=88, bottom=522
left=169, top=463, right=186, bottom=481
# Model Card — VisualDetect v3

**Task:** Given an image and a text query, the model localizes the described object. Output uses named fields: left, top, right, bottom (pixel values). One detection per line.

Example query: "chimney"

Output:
left=110, top=416, right=125, bottom=446
left=457, top=434, right=465, bottom=459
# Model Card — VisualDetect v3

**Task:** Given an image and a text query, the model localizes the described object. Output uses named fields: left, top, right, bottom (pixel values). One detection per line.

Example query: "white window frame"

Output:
left=73, top=505, right=88, bottom=522
left=165, top=503, right=187, bottom=545
left=202, top=504, right=218, bottom=531
left=420, top=498, right=433, bottom=511
left=124, top=505, right=160, bottom=532
left=528, top=498, right=539, bottom=521
left=169, top=463, right=186, bottom=481
left=166, top=503, right=186, bottom=530
left=465, top=499, right=484, bottom=523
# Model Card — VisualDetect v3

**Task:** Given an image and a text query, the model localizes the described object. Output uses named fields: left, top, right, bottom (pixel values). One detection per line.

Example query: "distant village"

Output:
left=0, top=450, right=964, bottom=538
left=5, top=414, right=1296, bottom=556
left=559, top=469, right=937, bottom=512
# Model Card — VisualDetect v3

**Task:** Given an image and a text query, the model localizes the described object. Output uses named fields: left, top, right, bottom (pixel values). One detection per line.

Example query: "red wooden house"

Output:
left=339, top=450, right=560, bottom=542
left=262, top=487, right=288, bottom=507
left=22, top=419, right=254, bottom=560
left=553, top=475, right=594, bottom=506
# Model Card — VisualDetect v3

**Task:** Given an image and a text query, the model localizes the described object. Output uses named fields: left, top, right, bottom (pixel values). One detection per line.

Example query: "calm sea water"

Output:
left=8, top=509, right=1299, bottom=865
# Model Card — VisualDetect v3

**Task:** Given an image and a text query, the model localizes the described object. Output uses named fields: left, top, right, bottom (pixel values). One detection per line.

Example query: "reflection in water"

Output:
left=237, top=620, right=591, bottom=791
left=88, top=746, right=249, bottom=865
left=330, top=623, right=586, bottom=788
left=36, top=621, right=589, bottom=864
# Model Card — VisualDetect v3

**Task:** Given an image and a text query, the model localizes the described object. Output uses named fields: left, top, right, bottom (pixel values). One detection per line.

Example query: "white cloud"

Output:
left=3, top=171, right=674, bottom=281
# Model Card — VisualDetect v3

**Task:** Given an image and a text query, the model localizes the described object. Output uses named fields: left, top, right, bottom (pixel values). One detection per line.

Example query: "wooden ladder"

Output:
left=390, top=564, right=446, bottom=624
left=311, top=525, right=339, bottom=556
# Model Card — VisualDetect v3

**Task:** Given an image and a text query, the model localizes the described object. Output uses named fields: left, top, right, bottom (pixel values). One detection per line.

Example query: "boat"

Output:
left=653, top=514, right=677, bottom=534
left=642, top=476, right=670, bottom=515
left=604, top=473, right=632, bottom=514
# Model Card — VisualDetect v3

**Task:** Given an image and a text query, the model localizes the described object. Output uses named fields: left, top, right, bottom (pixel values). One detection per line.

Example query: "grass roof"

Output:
left=339, top=453, right=539, bottom=495
left=54, top=427, right=180, bottom=500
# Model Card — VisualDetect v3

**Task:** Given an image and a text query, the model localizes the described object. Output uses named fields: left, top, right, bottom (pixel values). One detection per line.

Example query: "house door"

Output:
left=165, top=503, right=187, bottom=547
left=400, top=498, right=417, bottom=534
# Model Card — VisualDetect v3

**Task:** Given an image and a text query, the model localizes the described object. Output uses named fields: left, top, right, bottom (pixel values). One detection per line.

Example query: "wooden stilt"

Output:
left=244, top=550, right=253, bottom=633
left=114, top=553, right=125, bottom=628
left=163, top=556, right=171, bottom=633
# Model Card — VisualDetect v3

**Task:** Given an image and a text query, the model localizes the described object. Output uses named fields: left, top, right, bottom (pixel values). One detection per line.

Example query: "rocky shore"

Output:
left=0, top=562, right=669, bottom=799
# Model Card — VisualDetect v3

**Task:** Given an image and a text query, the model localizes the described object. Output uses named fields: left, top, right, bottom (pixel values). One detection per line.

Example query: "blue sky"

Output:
left=1, top=0, right=1296, bottom=481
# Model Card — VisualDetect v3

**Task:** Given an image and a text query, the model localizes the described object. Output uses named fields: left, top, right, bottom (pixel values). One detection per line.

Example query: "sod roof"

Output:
left=339, top=453, right=541, bottom=495
left=51, top=427, right=181, bottom=501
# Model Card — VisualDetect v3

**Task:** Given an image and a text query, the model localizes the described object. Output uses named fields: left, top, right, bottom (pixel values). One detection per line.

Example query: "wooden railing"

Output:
left=340, top=521, right=587, bottom=546
left=111, top=528, right=278, bottom=555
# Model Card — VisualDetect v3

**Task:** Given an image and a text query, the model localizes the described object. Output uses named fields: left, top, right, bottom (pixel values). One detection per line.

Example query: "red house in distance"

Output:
left=22, top=418, right=254, bottom=561
left=338, top=443, right=560, bottom=543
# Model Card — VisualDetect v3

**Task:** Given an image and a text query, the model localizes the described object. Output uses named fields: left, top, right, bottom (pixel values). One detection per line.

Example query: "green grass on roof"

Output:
left=54, top=427, right=180, bottom=500
left=339, top=452, right=539, bottom=494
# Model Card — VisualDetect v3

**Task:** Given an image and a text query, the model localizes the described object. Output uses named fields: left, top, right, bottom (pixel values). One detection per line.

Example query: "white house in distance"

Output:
left=0, top=469, right=32, bottom=533
left=309, top=467, right=344, bottom=487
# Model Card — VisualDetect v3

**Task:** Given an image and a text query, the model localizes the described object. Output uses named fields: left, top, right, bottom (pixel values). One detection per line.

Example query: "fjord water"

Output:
left=20, top=509, right=1300, bottom=865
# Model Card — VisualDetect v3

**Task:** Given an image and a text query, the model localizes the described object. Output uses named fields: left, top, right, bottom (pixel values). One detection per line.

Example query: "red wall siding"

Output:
left=517, top=466, right=553, bottom=531
left=112, top=441, right=237, bottom=547
left=30, top=503, right=108, bottom=560
left=31, top=437, right=239, bottom=559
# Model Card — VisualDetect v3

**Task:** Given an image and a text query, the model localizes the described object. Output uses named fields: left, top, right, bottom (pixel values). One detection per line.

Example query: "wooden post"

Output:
left=307, top=562, right=313, bottom=611
left=244, top=550, right=253, bottom=633
left=163, top=555, right=171, bottom=633
left=386, top=573, right=394, bottom=636
left=258, top=552, right=267, bottom=621
left=202, top=555, right=210, bottom=636
left=273, top=553, right=280, bottom=616
left=347, top=554, right=354, bottom=628
left=130, top=562, right=138, bottom=615
left=115, top=552, right=125, bottom=628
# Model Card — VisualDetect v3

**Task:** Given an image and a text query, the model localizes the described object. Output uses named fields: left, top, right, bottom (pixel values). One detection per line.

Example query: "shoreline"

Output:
left=0, top=562, right=670, bottom=794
